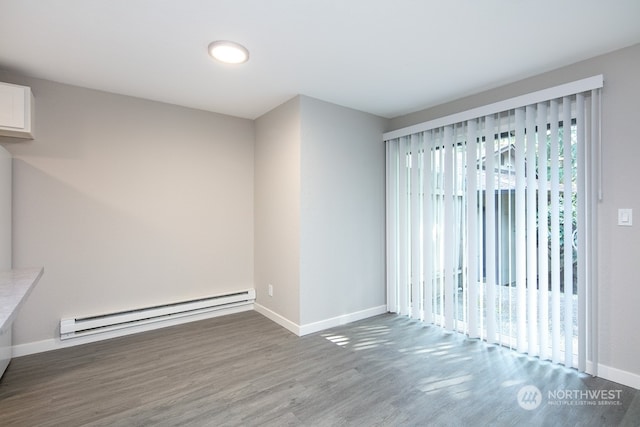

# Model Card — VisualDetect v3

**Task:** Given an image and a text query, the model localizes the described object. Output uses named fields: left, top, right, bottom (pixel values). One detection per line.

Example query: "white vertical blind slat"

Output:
left=477, top=131, right=485, bottom=339
left=452, top=127, right=462, bottom=330
left=466, top=120, right=479, bottom=338
left=410, top=134, right=421, bottom=319
left=398, top=137, right=410, bottom=316
left=443, top=126, right=455, bottom=330
left=435, top=130, right=445, bottom=327
left=549, top=100, right=562, bottom=364
left=495, top=113, right=504, bottom=345
left=562, top=96, right=574, bottom=369
left=423, top=132, right=434, bottom=323
left=514, top=108, right=527, bottom=353
left=537, top=102, right=550, bottom=360
left=576, top=93, right=587, bottom=372
left=484, top=115, right=497, bottom=343
left=526, top=105, right=539, bottom=356
left=589, top=91, right=600, bottom=375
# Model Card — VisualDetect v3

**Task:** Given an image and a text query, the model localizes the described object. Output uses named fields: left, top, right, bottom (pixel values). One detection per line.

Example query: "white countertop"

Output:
left=0, top=267, right=44, bottom=332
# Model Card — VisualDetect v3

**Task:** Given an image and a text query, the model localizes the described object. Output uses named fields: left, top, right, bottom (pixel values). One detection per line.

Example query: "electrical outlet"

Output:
left=268, top=284, right=273, bottom=297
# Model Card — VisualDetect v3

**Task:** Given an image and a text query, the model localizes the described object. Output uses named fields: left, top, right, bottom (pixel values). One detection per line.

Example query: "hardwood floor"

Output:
left=0, top=311, right=638, bottom=426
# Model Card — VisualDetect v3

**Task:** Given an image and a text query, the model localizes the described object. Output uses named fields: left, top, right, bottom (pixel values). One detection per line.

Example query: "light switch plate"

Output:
left=618, top=208, right=633, bottom=226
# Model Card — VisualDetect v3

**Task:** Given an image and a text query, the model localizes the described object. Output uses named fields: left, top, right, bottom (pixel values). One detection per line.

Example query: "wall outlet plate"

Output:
left=618, top=208, right=633, bottom=226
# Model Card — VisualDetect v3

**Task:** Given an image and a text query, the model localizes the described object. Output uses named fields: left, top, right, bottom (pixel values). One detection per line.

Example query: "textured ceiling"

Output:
left=1, top=0, right=639, bottom=119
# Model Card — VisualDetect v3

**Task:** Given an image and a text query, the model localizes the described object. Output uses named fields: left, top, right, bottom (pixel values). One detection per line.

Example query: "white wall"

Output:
left=254, top=97, right=302, bottom=324
left=0, top=74, right=255, bottom=346
left=387, top=43, right=640, bottom=381
left=299, top=96, right=386, bottom=325
left=0, top=145, right=10, bottom=270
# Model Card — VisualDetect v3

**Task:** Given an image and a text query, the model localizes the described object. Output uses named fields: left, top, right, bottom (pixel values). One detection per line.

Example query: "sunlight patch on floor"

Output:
left=322, top=334, right=350, bottom=346
left=418, top=374, right=474, bottom=393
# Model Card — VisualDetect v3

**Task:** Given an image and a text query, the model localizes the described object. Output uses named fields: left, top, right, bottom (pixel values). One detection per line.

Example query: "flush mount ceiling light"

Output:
left=208, top=40, right=250, bottom=64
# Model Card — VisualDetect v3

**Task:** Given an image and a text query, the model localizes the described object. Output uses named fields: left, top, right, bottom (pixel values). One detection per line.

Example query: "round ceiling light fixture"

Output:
left=208, top=40, right=250, bottom=64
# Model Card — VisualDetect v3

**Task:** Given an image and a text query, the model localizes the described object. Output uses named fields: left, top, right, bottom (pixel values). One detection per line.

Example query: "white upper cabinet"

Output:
left=0, top=82, right=34, bottom=139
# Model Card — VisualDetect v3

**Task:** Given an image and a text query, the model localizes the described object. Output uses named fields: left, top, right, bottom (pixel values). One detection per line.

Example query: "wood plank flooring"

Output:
left=0, top=311, right=638, bottom=426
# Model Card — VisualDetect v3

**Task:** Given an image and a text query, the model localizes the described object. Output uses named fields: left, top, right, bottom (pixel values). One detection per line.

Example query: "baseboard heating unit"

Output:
left=60, top=289, right=255, bottom=340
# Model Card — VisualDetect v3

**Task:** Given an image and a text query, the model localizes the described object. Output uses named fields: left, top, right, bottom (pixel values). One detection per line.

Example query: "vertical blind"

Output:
left=385, top=76, right=602, bottom=372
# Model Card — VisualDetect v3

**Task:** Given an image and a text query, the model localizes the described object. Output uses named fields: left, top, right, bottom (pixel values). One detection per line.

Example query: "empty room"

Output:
left=1, top=1, right=639, bottom=425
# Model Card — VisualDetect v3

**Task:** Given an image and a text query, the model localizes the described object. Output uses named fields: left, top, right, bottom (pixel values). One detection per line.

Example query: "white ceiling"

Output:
left=1, top=0, right=639, bottom=120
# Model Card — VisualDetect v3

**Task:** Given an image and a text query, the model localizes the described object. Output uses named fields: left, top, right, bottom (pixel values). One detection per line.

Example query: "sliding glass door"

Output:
left=385, top=81, right=601, bottom=372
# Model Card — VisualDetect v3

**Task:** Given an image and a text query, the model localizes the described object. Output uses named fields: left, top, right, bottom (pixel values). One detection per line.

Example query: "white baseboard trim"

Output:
left=12, top=304, right=254, bottom=357
left=299, top=305, right=388, bottom=336
left=253, top=304, right=388, bottom=337
left=253, top=303, right=301, bottom=335
left=597, top=363, right=640, bottom=390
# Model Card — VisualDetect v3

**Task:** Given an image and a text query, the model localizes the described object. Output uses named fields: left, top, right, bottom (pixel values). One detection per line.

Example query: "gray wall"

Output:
left=255, top=96, right=387, bottom=328
left=254, top=97, right=302, bottom=323
left=0, top=74, right=255, bottom=346
left=1, top=73, right=388, bottom=345
left=387, top=43, right=640, bottom=378
left=299, top=96, right=386, bottom=325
